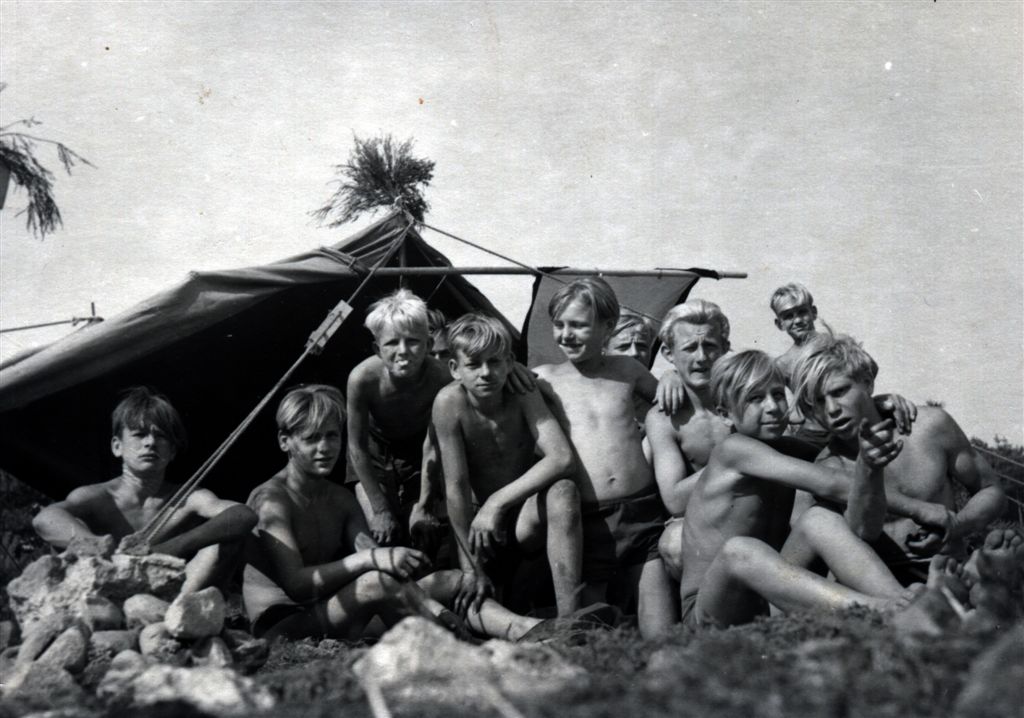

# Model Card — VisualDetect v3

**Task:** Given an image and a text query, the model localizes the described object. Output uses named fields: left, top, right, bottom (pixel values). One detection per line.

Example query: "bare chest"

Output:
left=676, top=414, right=730, bottom=470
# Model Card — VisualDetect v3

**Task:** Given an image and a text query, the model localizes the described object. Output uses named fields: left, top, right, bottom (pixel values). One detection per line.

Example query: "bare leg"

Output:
left=264, top=570, right=407, bottom=641
left=633, top=557, right=676, bottom=638
left=658, top=519, right=684, bottom=582
left=416, top=569, right=542, bottom=641
left=790, top=505, right=904, bottom=598
left=516, top=479, right=583, bottom=616
left=698, top=536, right=888, bottom=627
left=180, top=540, right=244, bottom=595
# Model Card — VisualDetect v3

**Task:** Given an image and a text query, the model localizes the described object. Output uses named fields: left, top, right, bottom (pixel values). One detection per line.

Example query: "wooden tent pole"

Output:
left=365, top=266, right=747, bottom=279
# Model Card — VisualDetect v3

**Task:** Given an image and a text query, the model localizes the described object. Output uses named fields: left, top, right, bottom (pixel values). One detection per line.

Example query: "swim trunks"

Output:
left=581, top=487, right=667, bottom=584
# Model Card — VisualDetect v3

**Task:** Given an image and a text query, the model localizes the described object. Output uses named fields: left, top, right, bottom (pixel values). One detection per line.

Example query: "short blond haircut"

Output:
left=364, top=289, right=429, bottom=340
left=447, top=313, right=513, bottom=361
left=548, top=277, right=620, bottom=326
left=608, top=310, right=654, bottom=345
left=770, top=283, right=814, bottom=315
left=659, top=299, right=731, bottom=350
left=710, top=350, right=785, bottom=414
left=276, top=384, right=346, bottom=436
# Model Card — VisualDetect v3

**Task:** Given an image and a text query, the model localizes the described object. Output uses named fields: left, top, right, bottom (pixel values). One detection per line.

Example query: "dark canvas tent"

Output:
left=0, top=212, right=519, bottom=501
left=0, top=212, right=713, bottom=502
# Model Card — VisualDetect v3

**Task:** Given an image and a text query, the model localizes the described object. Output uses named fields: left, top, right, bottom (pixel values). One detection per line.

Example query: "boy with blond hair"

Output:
left=433, top=313, right=583, bottom=617
left=348, top=289, right=532, bottom=550
left=34, top=387, right=257, bottom=595
left=675, top=351, right=941, bottom=628
left=533, top=278, right=675, bottom=636
left=244, top=384, right=559, bottom=641
left=604, top=310, right=655, bottom=368
left=785, top=334, right=1006, bottom=584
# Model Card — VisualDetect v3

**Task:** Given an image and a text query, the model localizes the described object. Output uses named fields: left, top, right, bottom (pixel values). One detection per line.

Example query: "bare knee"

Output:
left=721, top=536, right=773, bottom=579
left=794, top=505, right=845, bottom=543
left=658, top=523, right=684, bottom=581
left=353, top=570, right=401, bottom=602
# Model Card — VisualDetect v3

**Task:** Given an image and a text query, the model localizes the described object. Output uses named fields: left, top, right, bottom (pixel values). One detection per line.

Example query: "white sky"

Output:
left=1, top=1, right=1021, bottom=442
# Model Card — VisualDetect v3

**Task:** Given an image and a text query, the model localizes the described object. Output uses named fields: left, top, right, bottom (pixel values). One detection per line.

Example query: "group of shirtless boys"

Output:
left=32, top=279, right=1018, bottom=643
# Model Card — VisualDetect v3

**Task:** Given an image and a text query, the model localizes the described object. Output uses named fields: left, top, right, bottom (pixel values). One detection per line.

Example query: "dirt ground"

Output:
left=250, top=608, right=1006, bottom=718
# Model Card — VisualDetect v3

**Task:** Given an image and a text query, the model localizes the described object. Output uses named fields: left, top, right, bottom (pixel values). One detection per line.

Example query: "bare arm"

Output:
left=939, top=415, right=1006, bottom=541
left=32, top=486, right=108, bottom=548
left=150, top=489, right=256, bottom=558
left=408, top=426, right=444, bottom=553
left=645, top=410, right=694, bottom=515
left=433, top=394, right=478, bottom=573
left=632, top=361, right=659, bottom=405
left=346, top=365, right=399, bottom=543
left=253, top=488, right=423, bottom=603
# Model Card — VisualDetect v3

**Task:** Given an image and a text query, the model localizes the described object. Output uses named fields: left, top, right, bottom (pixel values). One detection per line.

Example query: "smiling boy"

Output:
left=533, top=278, right=675, bottom=636
left=676, top=351, right=932, bottom=628
left=33, top=387, right=256, bottom=595
left=786, top=334, right=1006, bottom=584
left=432, top=313, right=583, bottom=617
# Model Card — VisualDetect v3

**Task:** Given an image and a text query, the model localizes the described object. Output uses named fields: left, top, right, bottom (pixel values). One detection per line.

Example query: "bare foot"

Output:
left=927, top=554, right=970, bottom=608
left=963, top=528, right=1024, bottom=623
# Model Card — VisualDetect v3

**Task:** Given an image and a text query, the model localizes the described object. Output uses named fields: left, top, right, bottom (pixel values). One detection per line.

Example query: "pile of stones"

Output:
left=0, top=535, right=273, bottom=715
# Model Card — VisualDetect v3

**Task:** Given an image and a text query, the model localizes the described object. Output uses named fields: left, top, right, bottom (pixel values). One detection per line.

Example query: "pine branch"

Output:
left=312, top=133, right=434, bottom=227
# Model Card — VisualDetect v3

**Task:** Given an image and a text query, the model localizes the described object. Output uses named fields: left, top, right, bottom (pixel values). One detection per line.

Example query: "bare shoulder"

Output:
left=433, top=382, right=469, bottom=418
left=531, top=362, right=558, bottom=381
left=65, top=480, right=118, bottom=504
left=248, top=476, right=290, bottom=514
left=913, top=405, right=966, bottom=447
left=348, top=355, right=385, bottom=389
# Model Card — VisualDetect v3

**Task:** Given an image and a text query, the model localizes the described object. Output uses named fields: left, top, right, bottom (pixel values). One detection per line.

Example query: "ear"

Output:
left=716, top=406, right=734, bottom=428
left=810, top=305, right=818, bottom=319
left=372, top=341, right=382, bottom=358
left=448, top=357, right=460, bottom=381
left=111, top=435, right=123, bottom=458
left=277, top=432, right=291, bottom=453
left=660, top=343, right=673, bottom=360
left=774, top=317, right=783, bottom=331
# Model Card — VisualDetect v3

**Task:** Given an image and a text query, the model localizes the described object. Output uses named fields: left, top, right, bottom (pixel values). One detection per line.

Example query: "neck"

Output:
left=284, top=464, right=322, bottom=497
left=683, top=384, right=712, bottom=412
left=465, top=388, right=504, bottom=414
left=569, top=353, right=606, bottom=374
left=118, top=469, right=164, bottom=497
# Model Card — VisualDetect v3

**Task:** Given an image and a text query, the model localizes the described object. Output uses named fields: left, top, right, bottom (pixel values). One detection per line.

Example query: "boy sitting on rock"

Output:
left=33, top=387, right=256, bottom=595
left=243, top=384, right=565, bottom=641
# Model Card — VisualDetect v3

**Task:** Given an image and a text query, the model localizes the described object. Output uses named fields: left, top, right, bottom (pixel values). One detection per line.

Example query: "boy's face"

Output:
left=374, top=323, right=430, bottom=380
left=727, top=381, right=789, bottom=440
left=279, top=417, right=343, bottom=478
left=430, top=333, right=452, bottom=364
left=552, top=298, right=614, bottom=363
left=450, top=348, right=511, bottom=399
left=605, top=327, right=652, bottom=367
left=662, top=322, right=727, bottom=390
left=774, top=299, right=817, bottom=342
left=813, top=372, right=875, bottom=440
left=112, top=425, right=176, bottom=479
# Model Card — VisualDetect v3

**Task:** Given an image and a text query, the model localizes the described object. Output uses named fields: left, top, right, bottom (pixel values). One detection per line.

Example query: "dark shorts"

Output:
left=347, top=430, right=424, bottom=516
left=870, top=534, right=932, bottom=586
left=250, top=603, right=306, bottom=638
left=581, top=487, right=667, bottom=584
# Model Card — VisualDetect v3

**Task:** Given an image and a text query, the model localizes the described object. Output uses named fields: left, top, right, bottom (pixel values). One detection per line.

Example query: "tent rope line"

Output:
left=140, top=220, right=416, bottom=543
left=420, top=221, right=665, bottom=325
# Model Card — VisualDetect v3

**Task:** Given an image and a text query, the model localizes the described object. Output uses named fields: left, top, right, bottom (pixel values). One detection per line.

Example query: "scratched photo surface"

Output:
left=0, top=1, right=1020, bottom=443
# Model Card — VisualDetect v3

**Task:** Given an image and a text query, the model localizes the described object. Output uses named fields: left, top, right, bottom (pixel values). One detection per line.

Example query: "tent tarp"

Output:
left=524, top=272, right=702, bottom=368
left=0, top=212, right=516, bottom=500
left=0, top=213, right=711, bottom=502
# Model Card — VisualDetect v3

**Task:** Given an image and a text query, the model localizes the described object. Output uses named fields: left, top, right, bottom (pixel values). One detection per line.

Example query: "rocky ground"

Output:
left=2, top=469, right=1021, bottom=718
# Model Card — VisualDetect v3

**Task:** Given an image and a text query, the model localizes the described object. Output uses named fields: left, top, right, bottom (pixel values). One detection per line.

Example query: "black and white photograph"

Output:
left=1, top=2, right=1021, bottom=716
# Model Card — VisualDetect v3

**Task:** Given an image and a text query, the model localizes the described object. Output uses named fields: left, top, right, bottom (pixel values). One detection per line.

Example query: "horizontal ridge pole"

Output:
left=365, top=267, right=747, bottom=279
